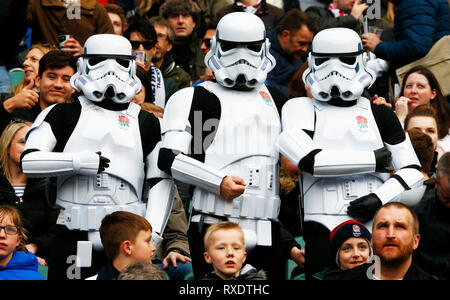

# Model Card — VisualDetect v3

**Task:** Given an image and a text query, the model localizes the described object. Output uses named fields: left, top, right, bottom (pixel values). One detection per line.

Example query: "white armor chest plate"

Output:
left=303, top=98, right=386, bottom=230
left=312, top=98, right=384, bottom=151
left=192, top=83, right=281, bottom=226
left=57, top=97, right=145, bottom=210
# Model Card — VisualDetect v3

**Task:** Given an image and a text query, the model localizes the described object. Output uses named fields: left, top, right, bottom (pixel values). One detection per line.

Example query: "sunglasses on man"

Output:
left=130, top=40, right=156, bottom=50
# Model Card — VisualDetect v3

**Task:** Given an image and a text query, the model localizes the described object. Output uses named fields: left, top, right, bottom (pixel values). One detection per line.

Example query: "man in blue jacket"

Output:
left=266, top=9, right=315, bottom=97
left=362, top=0, right=450, bottom=70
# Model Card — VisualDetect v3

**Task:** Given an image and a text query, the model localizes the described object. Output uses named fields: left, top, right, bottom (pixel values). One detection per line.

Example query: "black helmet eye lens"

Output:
left=247, top=43, right=262, bottom=52
left=116, top=58, right=130, bottom=68
left=220, top=41, right=237, bottom=52
left=315, top=57, right=330, bottom=66
left=339, top=56, right=357, bottom=65
left=89, top=57, right=107, bottom=66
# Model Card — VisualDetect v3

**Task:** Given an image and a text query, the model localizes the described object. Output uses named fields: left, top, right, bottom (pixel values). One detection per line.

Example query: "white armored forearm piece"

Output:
left=22, top=151, right=100, bottom=178
left=171, top=154, right=226, bottom=195
left=278, top=129, right=377, bottom=176
left=374, top=133, right=424, bottom=204
left=145, top=178, right=176, bottom=250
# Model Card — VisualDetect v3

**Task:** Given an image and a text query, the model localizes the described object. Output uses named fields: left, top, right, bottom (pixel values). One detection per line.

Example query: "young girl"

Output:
left=0, top=205, right=44, bottom=280
left=404, top=105, right=446, bottom=163
left=314, top=220, right=372, bottom=279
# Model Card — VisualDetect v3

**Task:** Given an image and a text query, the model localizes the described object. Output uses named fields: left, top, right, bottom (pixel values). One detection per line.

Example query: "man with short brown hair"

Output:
left=159, top=0, right=206, bottom=82
left=266, top=9, right=315, bottom=96
left=149, top=16, right=191, bottom=92
left=325, top=202, right=436, bottom=280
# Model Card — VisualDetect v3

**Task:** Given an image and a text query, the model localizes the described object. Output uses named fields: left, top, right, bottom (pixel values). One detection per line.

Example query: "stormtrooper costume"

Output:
left=157, top=12, right=292, bottom=279
left=277, top=28, right=424, bottom=276
left=21, top=34, right=174, bottom=278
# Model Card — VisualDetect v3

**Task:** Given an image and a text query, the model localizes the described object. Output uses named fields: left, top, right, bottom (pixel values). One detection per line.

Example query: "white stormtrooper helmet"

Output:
left=71, top=34, right=141, bottom=104
left=205, top=12, right=276, bottom=89
left=303, top=28, right=376, bottom=102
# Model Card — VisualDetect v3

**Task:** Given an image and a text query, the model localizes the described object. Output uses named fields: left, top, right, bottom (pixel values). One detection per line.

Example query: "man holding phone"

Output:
left=26, top=0, right=114, bottom=56
left=305, top=0, right=369, bottom=33
left=123, top=17, right=168, bottom=108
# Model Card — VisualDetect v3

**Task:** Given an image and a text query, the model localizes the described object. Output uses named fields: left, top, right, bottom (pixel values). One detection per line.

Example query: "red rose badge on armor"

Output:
left=118, top=115, right=130, bottom=127
left=259, top=91, right=272, bottom=104
left=356, top=116, right=368, bottom=129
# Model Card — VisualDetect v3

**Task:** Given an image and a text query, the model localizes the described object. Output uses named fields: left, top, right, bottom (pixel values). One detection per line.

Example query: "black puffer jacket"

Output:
left=0, top=172, right=59, bottom=259
left=201, top=264, right=268, bottom=280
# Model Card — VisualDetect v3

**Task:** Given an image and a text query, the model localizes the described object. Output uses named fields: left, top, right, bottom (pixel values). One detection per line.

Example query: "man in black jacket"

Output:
left=413, top=152, right=450, bottom=280
left=305, top=0, right=368, bottom=33
left=325, top=202, right=435, bottom=280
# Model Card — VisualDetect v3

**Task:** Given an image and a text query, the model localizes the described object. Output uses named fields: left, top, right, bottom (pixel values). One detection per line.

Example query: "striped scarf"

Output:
left=328, top=3, right=347, bottom=18
left=150, top=65, right=166, bottom=109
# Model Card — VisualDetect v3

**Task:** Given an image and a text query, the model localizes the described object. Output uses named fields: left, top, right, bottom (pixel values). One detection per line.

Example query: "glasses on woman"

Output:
left=130, top=40, right=156, bottom=50
left=0, top=225, right=19, bottom=235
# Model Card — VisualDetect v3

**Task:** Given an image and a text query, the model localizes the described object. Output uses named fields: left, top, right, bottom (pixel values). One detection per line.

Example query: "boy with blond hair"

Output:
left=202, top=221, right=267, bottom=280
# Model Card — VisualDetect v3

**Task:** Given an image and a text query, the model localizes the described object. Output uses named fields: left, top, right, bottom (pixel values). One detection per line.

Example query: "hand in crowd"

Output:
left=220, top=176, right=246, bottom=201
left=3, top=79, right=39, bottom=113
left=161, top=251, right=192, bottom=269
left=362, top=33, right=381, bottom=53
left=25, top=243, right=47, bottom=265
left=372, top=94, right=392, bottom=108
left=290, top=246, right=305, bottom=268
left=350, top=0, right=369, bottom=21
left=393, top=96, right=410, bottom=123
left=372, top=94, right=410, bottom=124
left=62, top=37, right=83, bottom=57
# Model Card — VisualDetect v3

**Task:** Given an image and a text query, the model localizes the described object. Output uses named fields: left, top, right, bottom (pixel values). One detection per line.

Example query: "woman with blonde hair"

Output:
left=14, top=43, right=57, bottom=94
left=0, top=120, right=59, bottom=265
left=1, top=43, right=57, bottom=120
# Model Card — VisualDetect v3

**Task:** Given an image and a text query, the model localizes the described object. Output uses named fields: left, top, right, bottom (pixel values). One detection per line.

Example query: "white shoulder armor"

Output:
left=24, top=104, right=58, bottom=151
left=278, top=97, right=317, bottom=165
left=160, top=87, right=195, bottom=154
left=281, top=97, right=316, bottom=132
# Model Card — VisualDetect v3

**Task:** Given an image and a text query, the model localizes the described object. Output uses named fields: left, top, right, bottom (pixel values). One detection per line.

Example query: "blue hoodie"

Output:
left=0, top=251, right=44, bottom=280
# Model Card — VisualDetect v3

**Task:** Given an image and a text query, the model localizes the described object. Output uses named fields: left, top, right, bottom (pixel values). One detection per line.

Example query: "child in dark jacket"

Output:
left=0, top=205, right=44, bottom=280
left=201, top=221, right=267, bottom=280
